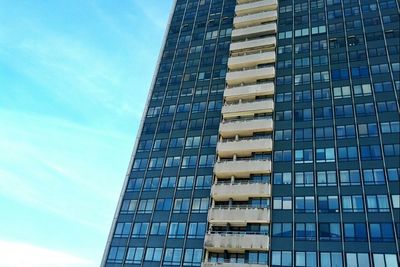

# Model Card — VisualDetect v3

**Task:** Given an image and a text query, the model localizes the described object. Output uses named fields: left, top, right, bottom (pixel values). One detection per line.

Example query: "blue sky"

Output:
left=0, top=0, right=173, bottom=266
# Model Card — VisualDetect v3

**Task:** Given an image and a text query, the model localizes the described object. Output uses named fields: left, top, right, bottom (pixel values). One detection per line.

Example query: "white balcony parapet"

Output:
left=219, top=117, right=273, bottom=138
left=204, top=233, right=270, bottom=252
left=211, top=182, right=271, bottom=200
left=226, top=66, right=275, bottom=86
left=228, top=51, right=275, bottom=70
left=234, top=10, right=277, bottom=28
left=235, top=0, right=278, bottom=16
left=214, top=159, right=271, bottom=178
left=230, top=36, right=276, bottom=52
left=237, top=0, right=266, bottom=3
left=232, top=22, right=276, bottom=41
left=222, top=98, right=274, bottom=118
left=224, top=82, right=274, bottom=101
left=208, top=206, right=270, bottom=225
left=217, top=137, right=272, bottom=157
left=202, top=262, right=266, bottom=267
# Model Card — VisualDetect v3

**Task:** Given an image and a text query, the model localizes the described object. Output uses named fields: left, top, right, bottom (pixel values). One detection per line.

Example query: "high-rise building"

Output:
left=102, top=0, right=399, bottom=266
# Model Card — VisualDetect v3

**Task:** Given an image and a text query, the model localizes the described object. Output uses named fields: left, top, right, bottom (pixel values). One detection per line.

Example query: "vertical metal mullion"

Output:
left=291, top=0, right=296, bottom=265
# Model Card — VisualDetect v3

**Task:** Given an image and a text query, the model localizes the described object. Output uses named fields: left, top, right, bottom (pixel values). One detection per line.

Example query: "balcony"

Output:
left=204, top=232, right=270, bottom=252
left=219, top=117, right=273, bottom=138
left=235, top=0, right=278, bottom=17
left=211, top=182, right=271, bottom=200
left=202, top=262, right=266, bottom=267
left=222, top=99, right=274, bottom=118
left=226, top=66, right=275, bottom=86
left=217, top=137, right=272, bottom=157
left=208, top=206, right=270, bottom=225
left=214, top=159, right=271, bottom=178
left=237, top=0, right=265, bottom=3
left=224, top=82, right=274, bottom=101
left=228, top=51, right=275, bottom=70
left=230, top=36, right=276, bottom=52
left=232, top=23, right=276, bottom=41
left=234, top=10, right=277, bottom=28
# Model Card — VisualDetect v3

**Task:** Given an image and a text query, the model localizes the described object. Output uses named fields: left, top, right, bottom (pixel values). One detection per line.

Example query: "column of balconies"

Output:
left=203, top=0, right=277, bottom=266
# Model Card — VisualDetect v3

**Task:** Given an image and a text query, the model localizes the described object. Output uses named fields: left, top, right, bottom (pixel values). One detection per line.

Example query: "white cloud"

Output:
left=5, top=35, right=133, bottom=115
left=0, top=109, right=130, bottom=215
left=0, top=240, right=93, bottom=267
left=0, top=12, right=151, bottom=129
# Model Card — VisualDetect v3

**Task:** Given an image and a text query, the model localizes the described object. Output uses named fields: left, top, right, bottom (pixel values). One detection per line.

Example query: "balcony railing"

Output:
left=202, top=262, right=267, bottom=267
left=209, top=230, right=269, bottom=235
left=214, top=203, right=270, bottom=208
left=226, top=80, right=272, bottom=89
left=228, top=51, right=275, bottom=71
left=217, top=137, right=273, bottom=157
left=228, top=63, right=274, bottom=72
left=223, top=115, right=272, bottom=123
left=235, top=0, right=278, bottom=17
left=214, top=159, right=272, bottom=177
left=204, top=232, right=270, bottom=252
left=219, top=117, right=273, bottom=138
left=231, top=22, right=276, bottom=41
left=211, top=179, right=271, bottom=200
left=230, top=37, right=276, bottom=54
left=224, top=97, right=273, bottom=105
left=233, top=10, right=277, bottom=29
left=208, top=206, right=271, bottom=226
left=226, top=66, right=275, bottom=86
left=220, top=134, right=272, bottom=142
left=231, top=47, right=272, bottom=57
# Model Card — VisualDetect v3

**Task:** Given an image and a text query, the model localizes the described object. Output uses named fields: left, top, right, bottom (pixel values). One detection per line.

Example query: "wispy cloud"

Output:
left=0, top=240, right=93, bottom=267
left=1, top=33, right=141, bottom=118
left=0, top=110, right=131, bottom=231
left=0, top=7, right=157, bottom=129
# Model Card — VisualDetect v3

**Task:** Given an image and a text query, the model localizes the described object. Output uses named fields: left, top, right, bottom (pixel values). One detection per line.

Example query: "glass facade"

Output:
left=103, top=0, right=399, bottom=266
left=272, top=0, right=399, bottom=266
